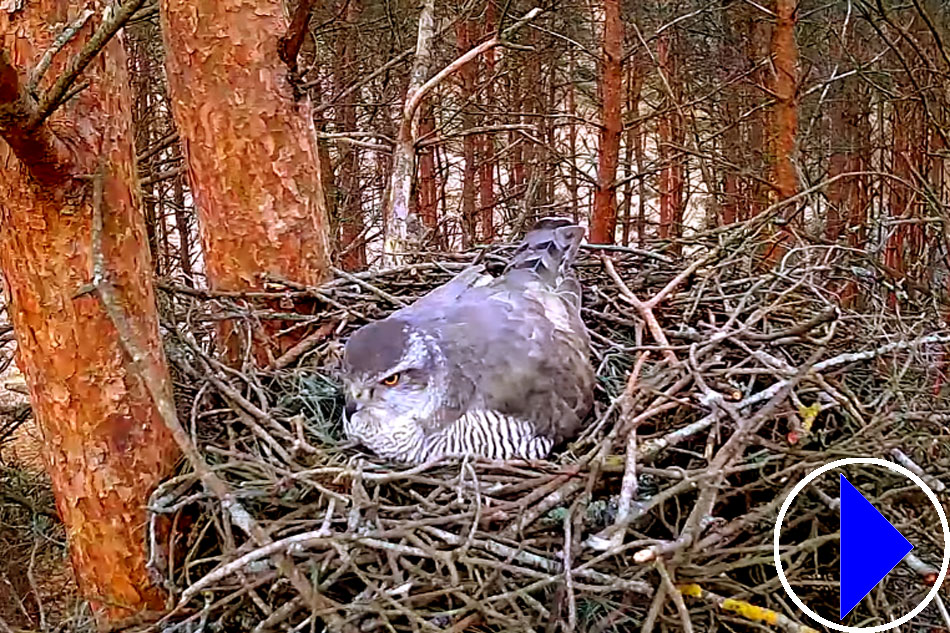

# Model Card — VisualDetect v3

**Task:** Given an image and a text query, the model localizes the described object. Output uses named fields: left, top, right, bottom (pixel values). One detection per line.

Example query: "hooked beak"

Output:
left=343, top=383, right=367, bottom=420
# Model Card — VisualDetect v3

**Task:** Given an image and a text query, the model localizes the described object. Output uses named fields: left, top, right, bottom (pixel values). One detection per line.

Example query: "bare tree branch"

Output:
left=384, top=5, right=543, bottom=261
left=277, top=0, right=317, bottom=72
left=28, top=9, right=95, bottom=93
left=30, top=0, right=146, bottom=128
left=0, top=49, right=77, bottom=185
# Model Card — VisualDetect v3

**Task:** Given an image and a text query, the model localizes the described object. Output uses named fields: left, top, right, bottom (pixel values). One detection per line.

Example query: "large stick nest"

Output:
left=137, top=226, right=950, bottom=633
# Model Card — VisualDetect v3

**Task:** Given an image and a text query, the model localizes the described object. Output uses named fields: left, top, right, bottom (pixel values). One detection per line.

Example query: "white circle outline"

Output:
left=773, top=457, right=950, bottom=633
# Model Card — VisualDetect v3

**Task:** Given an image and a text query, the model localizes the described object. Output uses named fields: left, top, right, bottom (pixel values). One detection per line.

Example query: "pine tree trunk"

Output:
left=567, top=51, right=579, bottom=225
left=657, top=30, right=684, bottom=246
left=173, top=171, right=194, bottom=284
left=523, top=31, right=543, bottom=219
left=478, top=1, right=496, bottom=242
left=336, top=0, right=365, bottom=270
left=825, top=108, right=848, bottom=241
left=738, top=6, right=769, bottom=220
left=848, top=105, right=871, bottom=250
left=719, top=6, right=741, bottom=226
left=159, top=0, right=332, bottom=357
left=886, top=99, right=923, bottom=278
left=416, top=102, right=439, bottom=236
left=0, top=3, right=179, bottom=619
left=620, top=61, right=641, bottom=245
left=508, top=65, right=526, bottom=196
left=771, top=0, right=798, bottom=205
left=826, top=78, right=866, bottom=242
left=590, top=0, right=623, bottom=244
left=759, top=0, right=798, bottom=263
left=456, top=19, right=478, bottom=248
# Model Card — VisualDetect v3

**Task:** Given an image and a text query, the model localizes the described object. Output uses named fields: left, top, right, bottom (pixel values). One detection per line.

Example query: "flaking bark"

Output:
left=771, top=0, right=798, bottom=204
left=158, top=0, right=332, bottom=295
left=159, top=0, right=333, bottom=361
left=590, top=0, right=623, bottom=244
left=0, top=1, right=179, bottom=618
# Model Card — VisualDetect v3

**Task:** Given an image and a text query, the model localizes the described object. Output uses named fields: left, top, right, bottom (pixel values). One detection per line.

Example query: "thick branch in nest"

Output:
left=85, top=164, right=354, bottom=633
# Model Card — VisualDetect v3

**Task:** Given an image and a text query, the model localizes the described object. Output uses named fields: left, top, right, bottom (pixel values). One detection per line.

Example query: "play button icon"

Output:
left=839, top=474, right=914, bottom=619
left=775, top=457, right=950, bottom=632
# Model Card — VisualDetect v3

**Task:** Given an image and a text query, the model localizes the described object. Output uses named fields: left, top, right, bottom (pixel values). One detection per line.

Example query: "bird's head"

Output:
left=340, top=317, right=447, bottom=460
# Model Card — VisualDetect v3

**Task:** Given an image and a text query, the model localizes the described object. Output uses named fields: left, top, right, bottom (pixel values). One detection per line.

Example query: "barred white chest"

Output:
left=414, top=410, right=553, bottom=462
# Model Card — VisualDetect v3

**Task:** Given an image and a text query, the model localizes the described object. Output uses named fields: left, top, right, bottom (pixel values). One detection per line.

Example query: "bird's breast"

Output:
left=423, top=409, right=553, bottom=461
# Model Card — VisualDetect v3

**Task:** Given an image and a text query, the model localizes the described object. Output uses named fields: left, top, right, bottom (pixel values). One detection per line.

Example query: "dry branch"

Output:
left=31, top=0, right=146, bottom=127
left=384, top=6, right=542, bottom=261
left=86, top=165, right=352, bottom=632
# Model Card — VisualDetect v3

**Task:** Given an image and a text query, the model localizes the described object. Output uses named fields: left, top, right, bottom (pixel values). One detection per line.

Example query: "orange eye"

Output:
left=381, top=373, right=400, bottom=386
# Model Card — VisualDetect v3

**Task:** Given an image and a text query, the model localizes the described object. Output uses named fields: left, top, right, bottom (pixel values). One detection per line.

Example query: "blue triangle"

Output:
left=840, top=474, right=914, bottom=619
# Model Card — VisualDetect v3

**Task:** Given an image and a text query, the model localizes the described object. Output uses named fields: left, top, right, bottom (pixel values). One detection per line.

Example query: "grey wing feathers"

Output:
left=395, top=217, right=593, bottom=451
left=416, top=273, right=594, bottom=446
left=392, top=265, right=491, bottom=317
left=505, top=217, right=585, bottom=288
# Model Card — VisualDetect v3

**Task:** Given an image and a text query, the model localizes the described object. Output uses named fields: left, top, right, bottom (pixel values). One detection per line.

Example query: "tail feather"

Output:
left=505, top=217, right=585, bottom=286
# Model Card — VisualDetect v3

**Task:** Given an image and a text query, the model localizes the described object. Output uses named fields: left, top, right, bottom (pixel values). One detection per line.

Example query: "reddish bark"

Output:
left=508, top=64, right=526, bottom=194
left=931, top=132, right=945, bottom=226
left=825, top=74, right=870, bottom=307
left=456, top=19, right=478, bottom=247
left=416, top=103, right=439, bottom=233
left=825, top=134, right=848, bottom=241
left=0, top=2, right=179, bottom=618
left=159, top=0, right=332, bottom=357
left=826, top=82, right=868, bottom=243
left=657, top=31, right=684, bottom=245
left=0, top=52, right=75, bottom=186
left=719, top=14, right=741, bottom=226
left=335, top=0, right=365, bottom=270
left=745, top=104, right=767, bottom=219
left=478, top=1, right=496, bottom=242
left=621, top=58, right=644, bottom=245
left=759, top=0, right=799, bottom=263
left=720, top=108, right=741, bottom=226
left=722, top=174, right=739, bottom=224
left=567, top=50, right=579, bottom=224
left=885, top=104, right=908, bottom=275
left=277, top=0, right=316, bottom=72
left=771, top=0, right=798, bottom=205
left=523, top=31, right=543, bottom=207
left=590, top=0, right=623, bottom=244
left=539, top=67, right=557, bottom=207
left=885, top=99, right=925, bottom=278
left=735, top=6, right=769, bottom=221
left=173, top=172, right=194, bottom=284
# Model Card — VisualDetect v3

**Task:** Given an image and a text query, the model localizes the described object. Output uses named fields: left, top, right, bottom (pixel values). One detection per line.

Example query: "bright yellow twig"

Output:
left=678, top=584, right=819, bottom=633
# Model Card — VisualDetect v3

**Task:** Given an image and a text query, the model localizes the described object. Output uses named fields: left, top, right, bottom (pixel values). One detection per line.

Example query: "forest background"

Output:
left=1, top=0, right=949, bottom=629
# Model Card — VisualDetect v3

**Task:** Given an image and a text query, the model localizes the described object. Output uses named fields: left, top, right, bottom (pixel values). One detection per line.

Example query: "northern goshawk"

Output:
left=340, top=217, right=594, bottom=463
